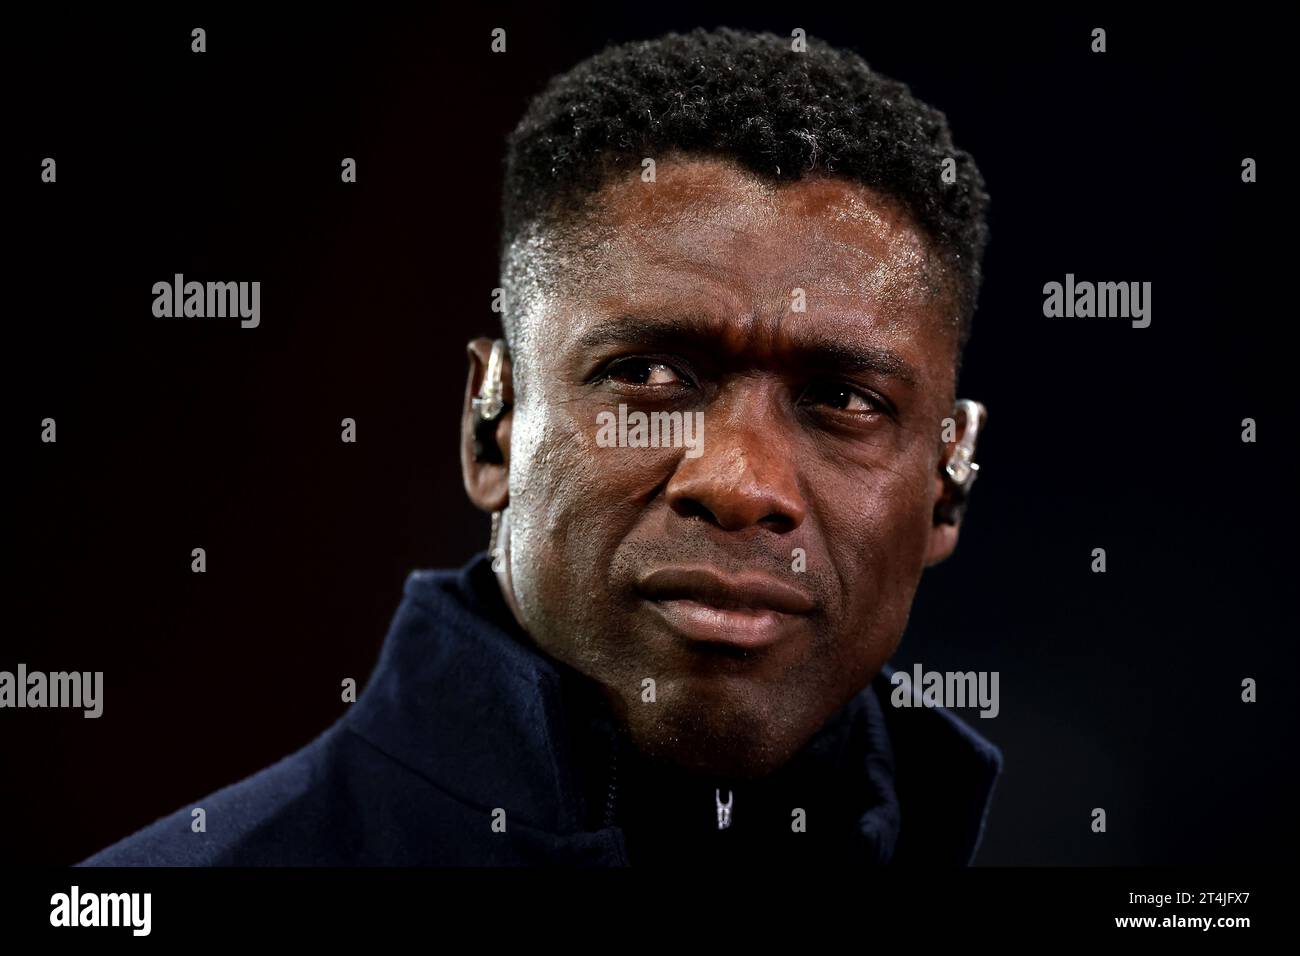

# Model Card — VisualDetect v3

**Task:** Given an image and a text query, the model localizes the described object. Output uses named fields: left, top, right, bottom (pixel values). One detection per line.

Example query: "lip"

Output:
left=637, top=566, right=816, bottom=650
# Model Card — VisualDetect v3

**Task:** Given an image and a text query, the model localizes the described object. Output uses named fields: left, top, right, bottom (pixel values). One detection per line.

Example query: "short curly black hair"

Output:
left=501, top=26, right=989, bottom=353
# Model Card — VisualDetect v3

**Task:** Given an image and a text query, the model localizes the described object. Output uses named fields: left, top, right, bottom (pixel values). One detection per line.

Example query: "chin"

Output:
left=625, top=697, right=800, bottom=781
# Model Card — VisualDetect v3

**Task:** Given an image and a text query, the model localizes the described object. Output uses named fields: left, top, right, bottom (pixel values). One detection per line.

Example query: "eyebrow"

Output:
left=573, top=313, right=920, bottom=387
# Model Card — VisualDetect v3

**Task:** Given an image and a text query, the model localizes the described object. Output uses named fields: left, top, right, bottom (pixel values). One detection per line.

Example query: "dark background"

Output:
left=5, top=7, right=1293, bottom=866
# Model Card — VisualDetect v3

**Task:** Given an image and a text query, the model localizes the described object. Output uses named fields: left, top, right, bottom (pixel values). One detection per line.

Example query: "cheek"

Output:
left=505, top=398, right=674, bottom=615
left=822, top=456, right=936, bottom=644
left=505, top=404, right=589, bottom=614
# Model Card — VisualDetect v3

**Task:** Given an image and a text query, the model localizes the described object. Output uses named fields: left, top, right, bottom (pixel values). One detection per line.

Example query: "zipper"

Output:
left=602, top=727, right=620, bottom=828
left=600, top=728, right=735, bottom=833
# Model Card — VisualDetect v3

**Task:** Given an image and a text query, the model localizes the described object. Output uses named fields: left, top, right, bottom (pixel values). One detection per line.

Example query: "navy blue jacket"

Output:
left=82, top=554, right=1002, bottom=866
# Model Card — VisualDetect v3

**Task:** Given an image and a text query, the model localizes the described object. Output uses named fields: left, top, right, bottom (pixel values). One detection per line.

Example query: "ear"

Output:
left=924, top=472, right=963, bottom=567
left=460, top=337, right=513, bottom=513
left=924, top=400, right=986, bottom=568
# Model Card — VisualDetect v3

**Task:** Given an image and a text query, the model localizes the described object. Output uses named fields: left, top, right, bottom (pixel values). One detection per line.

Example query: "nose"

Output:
left=664, top=387, right=807, bottom=533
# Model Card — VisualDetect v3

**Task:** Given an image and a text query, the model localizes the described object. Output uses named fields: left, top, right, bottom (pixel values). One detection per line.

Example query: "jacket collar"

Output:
left=874, top=662, right=1003, bottom=864
left=345, top=554, right=1002, bottom=864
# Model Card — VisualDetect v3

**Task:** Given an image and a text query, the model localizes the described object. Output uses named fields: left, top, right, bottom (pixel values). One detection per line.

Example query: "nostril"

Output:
left=758, top=513, right=797, bottom=535
left=670, top=498, right=717, bottom=524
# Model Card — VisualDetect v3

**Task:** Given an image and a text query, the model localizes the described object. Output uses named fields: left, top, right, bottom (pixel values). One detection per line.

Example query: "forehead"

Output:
left=512, top=155, right=960, bottom=371
left=585, top=155, right=944, bottom=296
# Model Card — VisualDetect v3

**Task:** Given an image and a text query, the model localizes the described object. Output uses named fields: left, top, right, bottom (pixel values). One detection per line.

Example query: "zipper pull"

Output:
left=716, top=788, right=733, bottom=830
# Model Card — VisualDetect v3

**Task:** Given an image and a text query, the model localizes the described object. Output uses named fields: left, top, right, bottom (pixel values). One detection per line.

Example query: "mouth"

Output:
left=636, top=565, right=816, bottom=651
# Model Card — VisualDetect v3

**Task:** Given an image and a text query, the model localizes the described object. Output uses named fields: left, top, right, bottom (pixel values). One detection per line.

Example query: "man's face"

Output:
left=495, top=155, right=962, bottom=780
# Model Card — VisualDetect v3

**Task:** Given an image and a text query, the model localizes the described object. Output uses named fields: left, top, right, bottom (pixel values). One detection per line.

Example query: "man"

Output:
left=84, top=26, right=1000, bottom=866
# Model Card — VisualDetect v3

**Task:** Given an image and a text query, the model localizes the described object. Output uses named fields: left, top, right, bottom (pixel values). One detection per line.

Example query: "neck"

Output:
left=573, top=687, right=870, bottom=865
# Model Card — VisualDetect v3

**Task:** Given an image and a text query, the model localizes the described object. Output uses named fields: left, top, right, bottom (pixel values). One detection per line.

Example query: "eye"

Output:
left=800, top=380, right=883, bottom=414
left=603, top=358, right=688, bottom=387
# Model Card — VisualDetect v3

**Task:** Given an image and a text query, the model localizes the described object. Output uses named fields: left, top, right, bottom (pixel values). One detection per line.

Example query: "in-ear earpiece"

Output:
left=936, top=399, right=987, bottom=525
left=472, top=339, right=511, bottom=463
left=944, top=398, right=986, bottom=493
